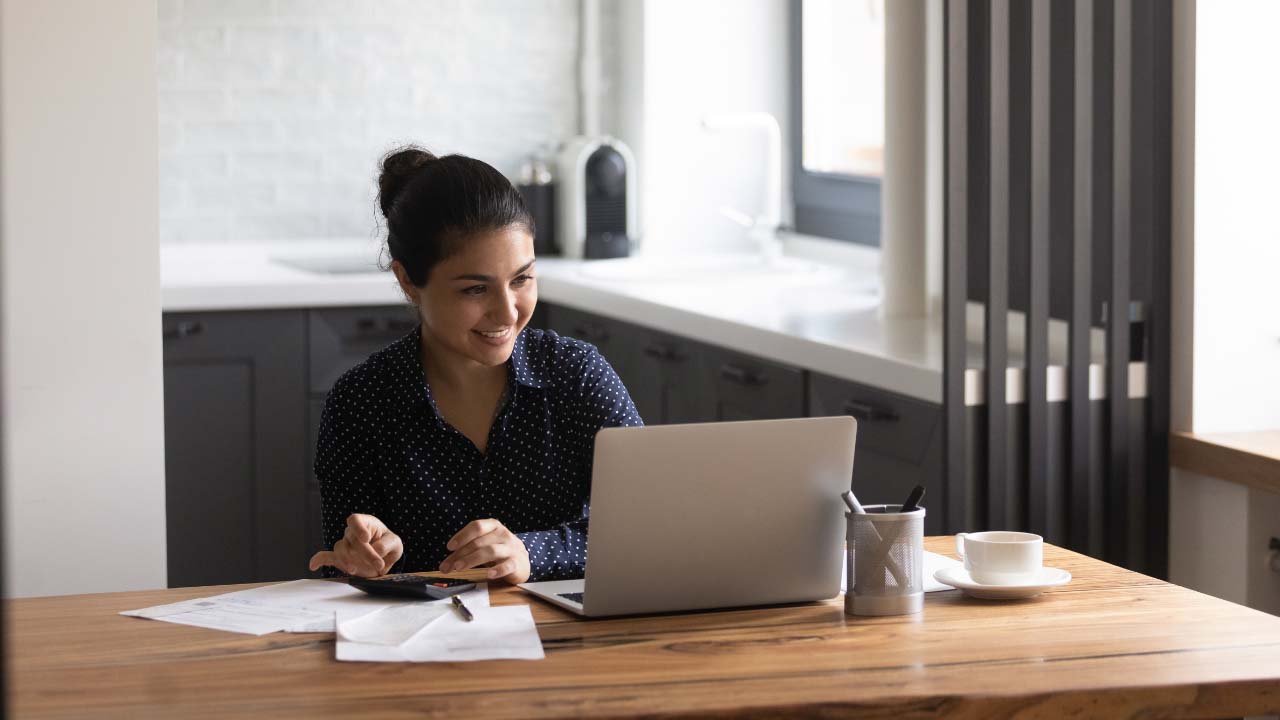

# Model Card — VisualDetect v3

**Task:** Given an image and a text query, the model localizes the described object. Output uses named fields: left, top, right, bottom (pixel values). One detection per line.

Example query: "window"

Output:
left=790, top=0, right=884, bottom=245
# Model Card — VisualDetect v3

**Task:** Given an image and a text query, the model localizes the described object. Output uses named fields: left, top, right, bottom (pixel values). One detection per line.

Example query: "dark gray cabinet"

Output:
left=632, top=328, right=708, bottom=425
left=704, top=346, right=806, bottom=421
left=547, top=305, right=716, bottom=425
left=163, top=305, right=419, bottom=587
left=808, top=372, right=944, bottom=534
left=162, top=310, right=308, bottom=587
left=306, top=306, right=419, bottom=555
left=309, top=306, right=418, bottom=395
left=547, top=304, right=807, bottom=425
left=546, top=305, right=655, bottom=422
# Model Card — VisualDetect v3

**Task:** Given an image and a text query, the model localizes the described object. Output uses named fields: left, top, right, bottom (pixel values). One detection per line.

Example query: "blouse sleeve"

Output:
left=516, top=346, right=643, bottom=581
left=314, top=375, right=386, bottom=577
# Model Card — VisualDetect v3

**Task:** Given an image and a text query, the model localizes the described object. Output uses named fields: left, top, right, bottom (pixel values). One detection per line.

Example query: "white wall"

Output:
left=158, top=0, right=603, bottom=245
left=1185, top=0, right=1280, bottom=434
left=1, top=0, right=168, bottom=596
left=634, top=0, right=791, bottom=255
left=1168, top=1, right=1280, bottom=614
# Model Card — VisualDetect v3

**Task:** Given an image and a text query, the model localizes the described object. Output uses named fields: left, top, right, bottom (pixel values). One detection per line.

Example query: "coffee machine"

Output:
left=556, top=136, right=637, bottom=260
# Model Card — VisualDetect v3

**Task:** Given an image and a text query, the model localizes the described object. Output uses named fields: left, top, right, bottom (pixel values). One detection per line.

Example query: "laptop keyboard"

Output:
left=558, top=592, right=585, bottom=604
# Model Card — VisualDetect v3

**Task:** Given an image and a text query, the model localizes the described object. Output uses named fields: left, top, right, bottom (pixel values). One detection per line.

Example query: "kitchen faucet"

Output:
left=700, top=112, right=784, bottom=261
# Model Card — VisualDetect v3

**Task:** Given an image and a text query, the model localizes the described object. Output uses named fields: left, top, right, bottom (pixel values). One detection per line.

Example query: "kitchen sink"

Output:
left=576, top=254, right=844, bottom=284
left=270, top=250, right=385, bottom=275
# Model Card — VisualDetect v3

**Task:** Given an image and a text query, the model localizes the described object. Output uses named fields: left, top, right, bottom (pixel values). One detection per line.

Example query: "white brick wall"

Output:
left=158, top=0, right=605, bottom=244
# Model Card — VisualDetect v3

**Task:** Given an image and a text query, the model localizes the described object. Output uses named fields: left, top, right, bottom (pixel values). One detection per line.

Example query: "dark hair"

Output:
left=378, top=146, right=534, bottom=286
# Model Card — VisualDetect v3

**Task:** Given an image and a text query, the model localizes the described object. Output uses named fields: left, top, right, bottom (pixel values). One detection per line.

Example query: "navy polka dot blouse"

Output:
left=315, top=325, right=643, bottom=582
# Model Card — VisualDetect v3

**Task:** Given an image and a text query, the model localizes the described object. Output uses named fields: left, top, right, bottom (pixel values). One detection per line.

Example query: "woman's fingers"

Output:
left=344, top=516, right=384, bottom=567
left=310, top=515, right=402, bottom=577
left=309, top=550, right=339, bottom=572
left=486, top=559, right=517, bottom=580
left=438, top=520, right=531, bottom=583
left=371, top=533, right=404, bottom=574
left=335, top=539, right=384, bottom=577
left=447, top=543, right=506, bottom=572
left=446, top=518, right=501, bottom=552
left=344, top=513, right=379, bottom=543
left=440, top=528, right=505, bottom=571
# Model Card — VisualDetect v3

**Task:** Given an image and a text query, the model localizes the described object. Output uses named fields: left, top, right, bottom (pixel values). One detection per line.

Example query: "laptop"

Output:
left=519, top=415, right=856, bottom=617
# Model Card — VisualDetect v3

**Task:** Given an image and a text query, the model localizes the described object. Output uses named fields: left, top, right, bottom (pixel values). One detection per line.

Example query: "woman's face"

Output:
left=395, top=225, right=537, bottom=370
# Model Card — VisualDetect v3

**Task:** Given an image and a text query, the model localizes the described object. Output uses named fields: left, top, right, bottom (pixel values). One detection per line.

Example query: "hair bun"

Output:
left=378, top=146, right=438, bottom=220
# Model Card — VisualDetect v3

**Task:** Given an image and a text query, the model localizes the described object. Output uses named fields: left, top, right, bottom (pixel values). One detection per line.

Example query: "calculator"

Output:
left=348, top=574, right=477, bottom=600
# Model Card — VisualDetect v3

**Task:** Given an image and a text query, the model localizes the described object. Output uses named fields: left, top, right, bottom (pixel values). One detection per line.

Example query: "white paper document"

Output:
left=215, top=579, right=490, bottom=632
left=337, top=603, right=450, bottom=645
left=122, top=579, right=490, bottom=635
left=336, top=604, right=545, bottom=662
left=841, top=550, right=963, bottom=594
left=120, top=597, right=332, bottom=636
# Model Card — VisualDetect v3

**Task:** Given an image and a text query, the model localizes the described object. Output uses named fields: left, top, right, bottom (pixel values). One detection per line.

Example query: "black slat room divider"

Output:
left=943, top=0, right=1171, bottom=574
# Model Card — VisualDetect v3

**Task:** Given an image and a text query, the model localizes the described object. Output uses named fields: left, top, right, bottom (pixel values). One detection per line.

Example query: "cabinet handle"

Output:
left=163, top=321, right=204, bottom=340
left=572, top=323, right=609, bottom=343
left=354, top=316, right=417, bottom=337
left=643, top=342, right=683, bottom=362
left=843, top=401, right=899, bottom=422
left=384, top=317, right=417, bottom=334
left=720, top=363, right=767, bottom=387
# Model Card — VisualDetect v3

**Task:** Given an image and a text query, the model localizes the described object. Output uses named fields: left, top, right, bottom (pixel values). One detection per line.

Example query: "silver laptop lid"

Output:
left=580, top=416, right=856, bottom=616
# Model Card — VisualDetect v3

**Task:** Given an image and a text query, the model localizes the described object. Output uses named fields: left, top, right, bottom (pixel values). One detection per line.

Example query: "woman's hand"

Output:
left=308, top=513, right=403, bottom=577
left=440, top=518, right=531, bottom=584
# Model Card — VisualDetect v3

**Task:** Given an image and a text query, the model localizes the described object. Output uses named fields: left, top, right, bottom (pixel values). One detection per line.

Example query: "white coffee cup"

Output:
left=954, top=531, right=1043, bottom=585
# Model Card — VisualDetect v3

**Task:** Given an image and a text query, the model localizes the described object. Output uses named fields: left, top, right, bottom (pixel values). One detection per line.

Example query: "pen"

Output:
left=451, top=594, right=474, bottom=622
left=900, top=484, right=926, bottom=513
left=841, top=490, right=866, bottom=515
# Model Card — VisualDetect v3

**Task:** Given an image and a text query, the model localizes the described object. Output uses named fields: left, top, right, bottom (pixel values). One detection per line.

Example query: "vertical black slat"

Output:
left=987, top=0, right=1010, bottom=530
left=1027, top=0, right=1051, bottom=540
left=944, top=0, right=971, bottom=534
left=1047, top=0, right=1076, bottom=545
left=1127, top=0, right=1154, bottom=573
left=1100, top=0, right=1131, bottom=566
left=1069, top=0, right=1096, bottom=554
left=1144, top=0, right=1173, bottom=579
left=1090, top=0, right=1116, bottom=560
left=1109, top=0, right=1134, bottom=568
left=1007, top=0, right=1033, bottom=530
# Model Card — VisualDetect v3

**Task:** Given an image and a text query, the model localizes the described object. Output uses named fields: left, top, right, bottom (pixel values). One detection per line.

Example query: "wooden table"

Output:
left=10, top=538, right=1280, bottom=718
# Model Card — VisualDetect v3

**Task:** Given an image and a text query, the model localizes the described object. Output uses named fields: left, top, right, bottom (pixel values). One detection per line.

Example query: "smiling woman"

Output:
left=307, top=147, right=643, bottom=584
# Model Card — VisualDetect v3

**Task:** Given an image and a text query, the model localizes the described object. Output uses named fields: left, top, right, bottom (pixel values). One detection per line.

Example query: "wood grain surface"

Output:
left=8, top=538, right=1280, bottom=719
left=1171, top=429, right=1280, bottom=495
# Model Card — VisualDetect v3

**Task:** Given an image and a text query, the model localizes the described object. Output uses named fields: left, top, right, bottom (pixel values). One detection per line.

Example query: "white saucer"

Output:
left=933, top=566, right=1072, bottom=600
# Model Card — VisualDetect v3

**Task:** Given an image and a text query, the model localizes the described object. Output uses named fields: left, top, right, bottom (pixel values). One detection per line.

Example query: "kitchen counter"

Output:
left=160, top=240, right=1146, bottom=405
left=1171, top=430, right=1280, bottom=496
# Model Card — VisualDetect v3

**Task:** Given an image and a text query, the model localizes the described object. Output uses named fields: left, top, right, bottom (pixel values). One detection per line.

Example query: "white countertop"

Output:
left=160, top=240, right=1145, bottom=406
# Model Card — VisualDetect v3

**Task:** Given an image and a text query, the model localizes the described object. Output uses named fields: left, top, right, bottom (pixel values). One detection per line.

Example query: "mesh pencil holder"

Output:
left=845, top=504, right=925, bottom=616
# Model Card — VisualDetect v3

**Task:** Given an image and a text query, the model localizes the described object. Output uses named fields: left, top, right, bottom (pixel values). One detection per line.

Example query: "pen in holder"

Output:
left=846, top=504, right=925, bottom=616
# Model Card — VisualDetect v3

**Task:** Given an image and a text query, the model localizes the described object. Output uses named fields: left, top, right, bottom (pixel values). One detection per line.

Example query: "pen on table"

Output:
left=451, top=594, right=474, bottom=622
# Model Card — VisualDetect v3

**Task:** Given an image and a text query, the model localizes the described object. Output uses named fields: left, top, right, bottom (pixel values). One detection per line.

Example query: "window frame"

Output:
left=788, top=0, right=882, bottom=246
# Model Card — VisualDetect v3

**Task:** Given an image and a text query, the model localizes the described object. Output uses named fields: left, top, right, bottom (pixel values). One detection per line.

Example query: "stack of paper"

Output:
left=122, top=579, right=543, bottom=662
left=122, top=579, right=487, bottom=635
left=121, top=596, right=333, bottom=635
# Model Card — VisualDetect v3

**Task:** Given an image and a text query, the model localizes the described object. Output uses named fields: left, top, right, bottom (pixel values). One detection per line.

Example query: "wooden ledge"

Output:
left=1171, top=430, right=1280, bottom=495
